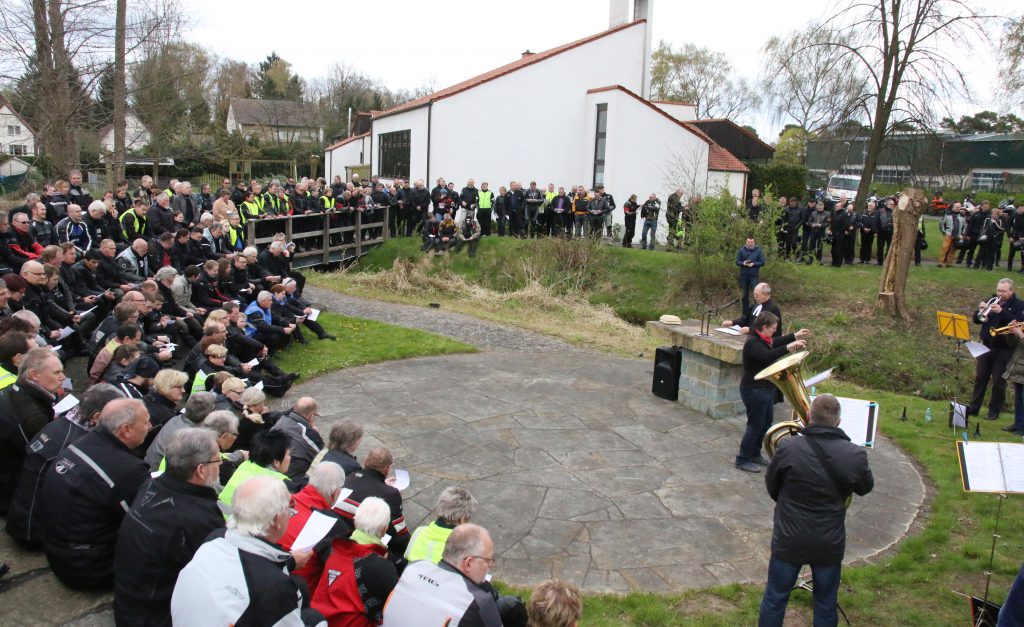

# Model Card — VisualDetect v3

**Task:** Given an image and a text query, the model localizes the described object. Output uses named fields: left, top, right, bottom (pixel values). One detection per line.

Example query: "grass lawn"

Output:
left=307, top=226, right=1024, bottom=624
left=269, top=311, right=475, bottom=379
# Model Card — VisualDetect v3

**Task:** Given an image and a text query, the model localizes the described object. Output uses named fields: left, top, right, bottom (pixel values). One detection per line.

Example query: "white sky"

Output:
left=179, top=0, right=1016, bottom=140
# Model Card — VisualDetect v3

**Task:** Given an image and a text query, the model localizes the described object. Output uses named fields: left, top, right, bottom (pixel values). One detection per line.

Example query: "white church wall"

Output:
left=425, top=22, right=646, bottom=191
left=327, top=134, right=369, bottom=182
left=652, top=101, right=698, bottom=122
left=371, top=106, right=429, bottom=183
left=707, top=170, right=747, bottom=200
left=589, top=88, right=709, bottom=240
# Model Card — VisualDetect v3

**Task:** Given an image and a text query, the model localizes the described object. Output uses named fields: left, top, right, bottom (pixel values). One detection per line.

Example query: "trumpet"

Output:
left=978, top=297, right=1000, bottom=323
left=990, top=321, right=1023, bottom=337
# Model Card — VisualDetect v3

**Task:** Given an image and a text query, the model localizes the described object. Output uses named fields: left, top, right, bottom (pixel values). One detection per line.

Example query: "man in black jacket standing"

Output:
left=114, top=428, right=225, bottom=627
left=759, top=394, right=874, bottom=626
left=970, top=278, right=1024, bottom=421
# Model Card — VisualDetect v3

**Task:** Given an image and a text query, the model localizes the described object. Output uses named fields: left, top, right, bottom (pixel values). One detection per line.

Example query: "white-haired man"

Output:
left=312, top=497, right=399, bottom=626
left=40, top=398, right=151, bottom=589
left=278, top=461, right=346, bottom=591
left=114, top=428, right=225, bottom=626
left=382, top=523, right=511, bottom=627
left=171, top=476, right=325, bottom=626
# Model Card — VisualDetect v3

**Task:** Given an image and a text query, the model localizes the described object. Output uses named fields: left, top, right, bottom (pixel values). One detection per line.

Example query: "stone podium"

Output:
left=646, top=319, right=746, bottom=419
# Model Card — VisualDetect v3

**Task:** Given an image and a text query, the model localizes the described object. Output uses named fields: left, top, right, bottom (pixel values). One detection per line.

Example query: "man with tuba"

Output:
left=969, top=278, right=1024, bottom=422
left=758, top=394, right=874, bottom=627
left=735, top=312, right=810, bottom=473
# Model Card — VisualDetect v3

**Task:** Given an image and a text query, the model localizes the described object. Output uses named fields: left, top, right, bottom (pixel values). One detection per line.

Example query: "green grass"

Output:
left=270, top=312, right=475, bottom=378
left=313, top=229, right=1024, bottom=624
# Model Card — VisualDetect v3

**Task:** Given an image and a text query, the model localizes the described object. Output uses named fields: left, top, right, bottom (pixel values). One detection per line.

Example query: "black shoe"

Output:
left=736, top=461, right=761, bottom=473
left=319, top=333, right=337, bottom=341
left=0, top=562, right=8, bottom=579
left=1001, top=425, right=1022, bottom=432
left=985, top=414, right=999, bottom=421
left=751, top=455, right=770, bottom=467
left=287, top=373, right=301, bottom=383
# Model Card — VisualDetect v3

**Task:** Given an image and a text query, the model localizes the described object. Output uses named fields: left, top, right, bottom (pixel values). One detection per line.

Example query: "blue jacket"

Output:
left=736, top=245, right=765, bottom=277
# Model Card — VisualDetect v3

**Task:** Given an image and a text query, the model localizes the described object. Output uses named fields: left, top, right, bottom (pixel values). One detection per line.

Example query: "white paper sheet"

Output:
left=1001, top=445, right=1024, bottom=493
left=244, top=358, right=260, bottom=367
left=803, top=368, right=834, bottom=388
left=714, top=327, right=743, bottom=336
left=391, top=469, right=410, bottom=491
left=961, top=442, right=1007, bottom=492
left=332, top=488, right=353, bottom=509
left=80, top=305, right=98, bottom=316
left=57, top=326, right=76, bottom=340
left=252, top=380, right=264, bottom=392
left=966, top=341, right=990, bottom=358
left=308, top=308, right=321, bottom=322
left=951, top=402, right=968, bottom=428
left=52, top=344, right=61, bottom=352
left=62, top=377, right=73, bottom=391
left=811, top=395, right=877, bottom=447
left=291, top=510, right=336, bottom=550
left=381, top=533, right=391, bottom=547
left=54, top=394, right=79, bottom=414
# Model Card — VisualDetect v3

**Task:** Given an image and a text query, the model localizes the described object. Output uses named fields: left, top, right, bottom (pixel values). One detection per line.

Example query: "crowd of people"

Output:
left=0, top=171, right=586, bottom=626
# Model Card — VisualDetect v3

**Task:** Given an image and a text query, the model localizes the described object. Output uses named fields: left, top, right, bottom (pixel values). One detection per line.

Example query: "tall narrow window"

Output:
left=593, top=104, right=607, bottom=188
left=379, top=130, right=411, bottom=179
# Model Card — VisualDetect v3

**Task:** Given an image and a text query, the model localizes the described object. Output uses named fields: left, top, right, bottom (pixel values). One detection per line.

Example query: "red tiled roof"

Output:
left=651, top=99, right=696, bottom=107
left=586, top=85, right=749, bottom=173
left=325, top=131, right=369, bottom=152
left=373, top=20, right=646, bottom=120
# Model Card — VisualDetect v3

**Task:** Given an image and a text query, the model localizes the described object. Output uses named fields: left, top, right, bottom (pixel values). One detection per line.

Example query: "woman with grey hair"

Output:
left=321, top=419, right=363, bottom=475
left=404, top=486, right=478, bottom=564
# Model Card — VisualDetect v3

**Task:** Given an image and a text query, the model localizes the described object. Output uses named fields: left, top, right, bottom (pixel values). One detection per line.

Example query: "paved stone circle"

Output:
left=0, top=287, right=927, bottom=624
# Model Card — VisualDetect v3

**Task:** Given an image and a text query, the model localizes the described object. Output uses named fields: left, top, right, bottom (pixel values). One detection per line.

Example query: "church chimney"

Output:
left=609, top=0, right=629, bottom=27
left=634, top=0, right=654, bottom=99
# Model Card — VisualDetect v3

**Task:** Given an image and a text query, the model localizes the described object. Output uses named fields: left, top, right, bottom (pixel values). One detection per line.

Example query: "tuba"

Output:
left=754, top=350, right=812, bottom=457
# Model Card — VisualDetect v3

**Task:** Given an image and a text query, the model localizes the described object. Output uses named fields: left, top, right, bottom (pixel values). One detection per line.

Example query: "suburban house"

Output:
left=0, top=94, right=37, bottom=157
left=227, top=98, right=324, bottom=144
left=324, top=0, right=750, bottom=233
left=99, top=113, right=151, bottom=156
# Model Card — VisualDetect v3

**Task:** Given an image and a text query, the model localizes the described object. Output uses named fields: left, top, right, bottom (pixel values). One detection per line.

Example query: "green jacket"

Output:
left=404, top=518, right=456, bottom=564
left=218, top=460, right=289, bottom=512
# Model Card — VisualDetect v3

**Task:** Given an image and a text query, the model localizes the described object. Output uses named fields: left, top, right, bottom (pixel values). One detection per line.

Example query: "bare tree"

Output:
left=999, top=14, right=1024, bottom=102
left=111, top=0, right=125, bottom=182
left=650, top=41, right=760, bottom=120
left=761, top=25, right=866, bottom=135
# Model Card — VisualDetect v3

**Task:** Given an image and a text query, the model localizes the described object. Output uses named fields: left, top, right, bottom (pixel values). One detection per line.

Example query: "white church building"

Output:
left=325, top=0, right=748, bottom=231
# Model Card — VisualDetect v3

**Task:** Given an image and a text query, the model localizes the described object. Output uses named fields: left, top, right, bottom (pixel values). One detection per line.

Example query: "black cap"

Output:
left=127, top=356, right=160, bottom=379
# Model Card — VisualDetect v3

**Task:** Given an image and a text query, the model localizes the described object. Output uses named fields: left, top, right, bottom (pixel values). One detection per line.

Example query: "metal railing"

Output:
left=244, top=208, right=390, bottom=269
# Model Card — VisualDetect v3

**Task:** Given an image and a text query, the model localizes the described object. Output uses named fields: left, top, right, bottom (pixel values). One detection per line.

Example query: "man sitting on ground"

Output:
left=405, top=486, right=478, bottom=564
left=270, top=396, right=324, bottom=479
left=278, top=461, right=347, bottom=591
left=219, top=430, right=295, bottom=512
left=336, top=446, right=409, bottom=560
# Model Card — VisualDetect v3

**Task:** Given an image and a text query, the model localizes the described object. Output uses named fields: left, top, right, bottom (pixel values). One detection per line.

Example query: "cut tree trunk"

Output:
left=877, top=189, right=925, bottom=321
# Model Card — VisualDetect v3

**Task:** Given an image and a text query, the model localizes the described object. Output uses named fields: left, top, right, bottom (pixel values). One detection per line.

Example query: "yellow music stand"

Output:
left=937, top=311, right=970, bottom=341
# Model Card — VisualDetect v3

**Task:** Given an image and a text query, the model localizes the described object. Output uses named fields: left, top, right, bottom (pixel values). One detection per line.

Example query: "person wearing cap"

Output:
left=113, top=354, right=160, bottom=400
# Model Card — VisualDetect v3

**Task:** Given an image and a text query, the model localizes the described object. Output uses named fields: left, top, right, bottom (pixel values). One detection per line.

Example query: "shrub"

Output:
left=745, top=161, right=809, bottom=201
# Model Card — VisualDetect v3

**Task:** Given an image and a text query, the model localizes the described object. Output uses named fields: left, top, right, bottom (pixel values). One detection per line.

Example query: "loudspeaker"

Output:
left=652, top=345, right=682, bottom=401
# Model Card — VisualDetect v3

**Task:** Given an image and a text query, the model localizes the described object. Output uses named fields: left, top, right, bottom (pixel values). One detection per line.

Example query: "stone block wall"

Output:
left=677, top=348, right=745, bottom=419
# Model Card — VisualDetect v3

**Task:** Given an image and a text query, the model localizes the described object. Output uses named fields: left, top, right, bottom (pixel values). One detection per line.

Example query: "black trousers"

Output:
left=970, top=346, right=1011, bottom=418
left=843, top=230, right=856, bottom=263
left=975, top=240, right=994, bottom=269
left=805, top=231, right=825, bottom=261
left=623, top=214, right=636, bottom=246
left=830, top=234, right=846, bottom=267
left=876, top=231, right=892, bottom=263
left=478, top=210, right=492, bottom=236
left=859, top=233, right=875, bottom=262
left=958, top=239, right=976, bottom=264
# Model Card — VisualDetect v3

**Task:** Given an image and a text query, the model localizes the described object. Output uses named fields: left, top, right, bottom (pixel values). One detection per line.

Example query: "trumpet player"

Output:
left=969, top=278, right=1024, bottom=421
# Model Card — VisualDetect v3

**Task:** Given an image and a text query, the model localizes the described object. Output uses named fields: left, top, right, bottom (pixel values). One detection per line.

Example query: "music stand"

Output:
left=938, top=311, right=972, bottom=434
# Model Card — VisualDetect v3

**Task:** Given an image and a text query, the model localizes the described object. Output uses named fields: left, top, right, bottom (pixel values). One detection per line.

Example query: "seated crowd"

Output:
left=0, top=172, right=583, bottom=626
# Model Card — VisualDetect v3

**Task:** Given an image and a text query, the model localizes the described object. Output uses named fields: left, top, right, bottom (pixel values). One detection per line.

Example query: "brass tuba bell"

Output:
left=754, top=350, right=812, bottom=458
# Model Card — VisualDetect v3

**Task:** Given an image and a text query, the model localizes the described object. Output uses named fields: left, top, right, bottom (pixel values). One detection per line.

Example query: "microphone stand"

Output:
left=698, top=298, right=739, bottom=337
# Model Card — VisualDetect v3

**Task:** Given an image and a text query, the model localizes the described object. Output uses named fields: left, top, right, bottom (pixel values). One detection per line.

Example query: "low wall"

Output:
left=647, top=320, right=746, bottom=420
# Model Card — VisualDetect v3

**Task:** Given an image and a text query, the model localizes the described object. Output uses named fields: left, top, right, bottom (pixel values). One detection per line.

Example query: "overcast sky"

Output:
left=179, top=0, right=1017, bottom=139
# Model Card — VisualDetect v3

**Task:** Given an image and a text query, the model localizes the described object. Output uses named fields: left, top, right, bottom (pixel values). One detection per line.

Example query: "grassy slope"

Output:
left=271, top=311, right=475, bottom=378
left=310, top=228, right=1024, bottom=624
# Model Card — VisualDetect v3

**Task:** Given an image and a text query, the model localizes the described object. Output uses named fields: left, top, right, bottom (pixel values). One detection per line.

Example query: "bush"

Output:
left=745, top=161, right=808, bottom=201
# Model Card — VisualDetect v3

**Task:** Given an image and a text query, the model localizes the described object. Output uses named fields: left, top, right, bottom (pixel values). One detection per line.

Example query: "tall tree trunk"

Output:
left=877, top=188, right=925, bottom=321
left=43, top=0, right=79, bottom=174
left=112, top=0, right=127, bottom=184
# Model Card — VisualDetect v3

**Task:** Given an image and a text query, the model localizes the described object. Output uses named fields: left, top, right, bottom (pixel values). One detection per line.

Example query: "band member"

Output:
left=735, top=312, right=811, bottom=473
left=970, top=278, right=1024, bottom=421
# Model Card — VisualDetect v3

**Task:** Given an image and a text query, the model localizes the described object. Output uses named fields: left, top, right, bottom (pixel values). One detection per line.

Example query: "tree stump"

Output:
left=877, top=189, right=926, bottom=321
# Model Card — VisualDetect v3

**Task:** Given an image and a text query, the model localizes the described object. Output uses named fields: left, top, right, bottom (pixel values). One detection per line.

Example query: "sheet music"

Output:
left=965, top=341, right=990, bottom=359
left=714, top=327, right=742, bottom=336
left=1000, top=444, right=1024, bottom=493
left=812, top=395, right=876, bottom=447
left=803, top=368, right=834, bottom=388
left=950, top=402, right=967, bottom=429
left=308, top=308, right=321, bottom=322
left=291, top=511, right=336, bottom=550
left=960, top=442, right=1007, bottom=492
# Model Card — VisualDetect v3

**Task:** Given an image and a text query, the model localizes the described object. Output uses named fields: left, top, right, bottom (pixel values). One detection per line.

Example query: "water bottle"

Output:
left=924, top=407, right=933, bottom=423
left=810, top=386, right=816, bottom=397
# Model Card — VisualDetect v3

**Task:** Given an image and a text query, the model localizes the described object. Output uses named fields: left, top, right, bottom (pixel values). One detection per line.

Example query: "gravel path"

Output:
left=303, top=285, right=580, bottom=353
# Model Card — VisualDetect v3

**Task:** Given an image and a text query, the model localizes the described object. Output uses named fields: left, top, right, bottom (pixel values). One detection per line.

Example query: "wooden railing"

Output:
left=244, top=208, right=390, bottom=269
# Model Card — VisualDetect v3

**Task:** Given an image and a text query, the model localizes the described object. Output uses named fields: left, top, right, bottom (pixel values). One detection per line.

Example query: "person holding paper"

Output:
left=271, top=397, right=325, bottom=480
left=970, top=278, right=1024, bottom=422
left=312, top=497, right=400, bottom=627
left=171, top=476, right=325, bottom=627
left=113, top=428, right=225, bottom=627
left=735, top=312, right=810, bottom=473
left=282, top=278, right=336, bottom=340
left=336, top=447, right=410, bottom=561
left=278, top=462, right=348, bottom=592
left=759, top=394, right=874, bottom=627
left=723, top=282, right=782, bottom=337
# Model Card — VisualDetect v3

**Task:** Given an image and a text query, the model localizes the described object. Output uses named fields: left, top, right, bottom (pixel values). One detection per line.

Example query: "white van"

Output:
left=826, top=174, right=861, bottom=204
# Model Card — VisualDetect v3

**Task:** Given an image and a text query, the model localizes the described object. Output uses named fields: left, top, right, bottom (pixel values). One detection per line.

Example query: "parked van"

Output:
left=826, top=174, right=861, bottom=204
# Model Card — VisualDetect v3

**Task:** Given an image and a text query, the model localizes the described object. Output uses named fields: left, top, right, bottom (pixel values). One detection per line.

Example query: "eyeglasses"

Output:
left=471, top=555, right=496, bottom=567
left=200, top=458, right=223, bottom=466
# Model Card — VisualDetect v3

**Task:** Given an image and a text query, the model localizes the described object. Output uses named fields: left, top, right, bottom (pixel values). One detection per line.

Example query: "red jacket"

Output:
left=279, top=485, right=348, bottom=591
left=310, top=537, right=397, bottom=627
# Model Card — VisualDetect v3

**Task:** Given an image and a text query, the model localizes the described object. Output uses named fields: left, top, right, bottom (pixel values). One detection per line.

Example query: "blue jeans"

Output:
left=759, top=554, right=841, bottom=627
left=641, top=219, right=657, bottom=249
left=739, top=273, right=758, bottom=317
left=738, top=386, right=775, bottom=464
